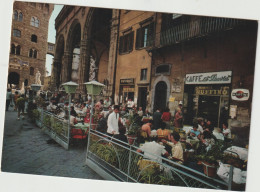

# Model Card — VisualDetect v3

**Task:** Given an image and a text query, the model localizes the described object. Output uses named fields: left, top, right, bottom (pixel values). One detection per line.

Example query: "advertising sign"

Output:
left=185, top=71, right=232, bottom=84
left=231, top=89, right=250, bottom=101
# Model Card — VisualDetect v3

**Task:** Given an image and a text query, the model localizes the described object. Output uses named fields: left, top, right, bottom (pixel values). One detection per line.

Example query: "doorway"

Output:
left=138, top=87, right=147, bottom=111
left=154, top=81, right=167, bottom=111
left=8, top=72, right=20, bottom=88
left=198, top=95, right=220, bottom=127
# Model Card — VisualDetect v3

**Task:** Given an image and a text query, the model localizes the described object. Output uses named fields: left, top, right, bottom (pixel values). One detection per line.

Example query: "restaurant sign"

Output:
left=195, top=86, right=229, bottom=96
left=120, top=78, right=135, bottom=85
left=185, top=71, right=232, bottom=84
left=231, top=89, right=250, bottom=101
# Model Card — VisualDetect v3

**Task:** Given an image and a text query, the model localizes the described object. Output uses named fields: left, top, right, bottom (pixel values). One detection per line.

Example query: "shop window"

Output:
left=119, top=31, right=134, bottom=54
left=14, top=10, right=18, bottom=20
left=31, top=35, right=37, bottom=43
left=31, top=17, right=39, bottom=27
left=13, top=29, right=21, bottom=37
left=136, top=22, right=154, bottom=49
left=30, top=67, right=34, bottom=75
left=155, top=64, right=171, bottom=75
left=140, top=68, right=147, bottom=81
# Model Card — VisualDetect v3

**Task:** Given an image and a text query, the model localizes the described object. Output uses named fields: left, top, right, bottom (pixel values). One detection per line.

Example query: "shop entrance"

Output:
left=154, top=81, right=167, bottom=111
left=198, top=95, right=220, bottom=127
left=138, top=87, right=147, bottom=111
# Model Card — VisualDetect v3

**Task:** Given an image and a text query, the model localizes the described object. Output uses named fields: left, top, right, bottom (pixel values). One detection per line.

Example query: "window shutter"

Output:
left=16, top=45, right=21, bottom=55
left=136, top=28, right=141, bottom=49
left=11, top=44, right=15, bottom=54
left=147, top=22, right=154, bottom=47
left=119, top=36, right=124, bottom=54
left=129, top=31, right=134, bottom=52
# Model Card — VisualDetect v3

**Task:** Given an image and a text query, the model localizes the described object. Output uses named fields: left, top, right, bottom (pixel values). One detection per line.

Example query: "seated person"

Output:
left=137, top=107, right=144, bottom=117
left=84, top=112, right=93, bottom=124
left=162, top=132, right=184, bottom=164
left=141, top=120, right=153, bottom=138
left=188, top=124, right=201, bottom=139
left=222, top=122, right=231, bottom=139
left=201, top=130, right=215, bottom=150
left=96, top=112, right=108, bottom=134
left=157, top=122, right=170, bottom=141
left=213, top=127, right=224, bottom=140
left=205, top=120, right=214, bottom=133
left=137, top=133, right=169, bottom=164
left=70, top=106, right=78, bottom=117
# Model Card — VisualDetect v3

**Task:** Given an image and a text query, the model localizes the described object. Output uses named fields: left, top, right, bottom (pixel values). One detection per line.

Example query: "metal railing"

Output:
left=36, top=108, right=70, bottom=150
left=160, top=17, right=244, bottom=46
left=86, top=129, right=233, bottom=190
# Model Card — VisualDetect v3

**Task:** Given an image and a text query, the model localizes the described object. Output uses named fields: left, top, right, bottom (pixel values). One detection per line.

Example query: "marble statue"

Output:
left=89, top=55, right=97, bottom=81
left=35, top=70, right=41, bottom=85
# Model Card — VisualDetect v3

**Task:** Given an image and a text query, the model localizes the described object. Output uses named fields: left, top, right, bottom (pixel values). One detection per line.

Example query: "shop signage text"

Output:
left=120, top=78, right=135, bottom=84
left=195, top=86, right=229, bottom=96
left=185, top=71, right=232, bottom=84
left=231, top=89, right=250, bottom=101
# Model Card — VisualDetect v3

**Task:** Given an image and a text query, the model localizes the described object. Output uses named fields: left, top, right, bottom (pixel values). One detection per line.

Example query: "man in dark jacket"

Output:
left=153, top=108, right=162, bottom=130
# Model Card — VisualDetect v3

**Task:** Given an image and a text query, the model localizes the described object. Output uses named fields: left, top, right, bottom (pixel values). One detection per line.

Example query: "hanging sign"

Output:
left=185, top=71, right=232, bottom=84
left=231, top=89, right=250, bottom=101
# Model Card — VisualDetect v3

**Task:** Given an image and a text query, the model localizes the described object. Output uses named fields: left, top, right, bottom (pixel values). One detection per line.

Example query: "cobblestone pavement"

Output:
left=1, top=109, right=103, bottom=180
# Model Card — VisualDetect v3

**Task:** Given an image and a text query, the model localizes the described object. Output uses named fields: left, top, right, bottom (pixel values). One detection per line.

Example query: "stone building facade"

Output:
left=8, top=2, right=54, bottom=90
left=52, top=6, right=257, bottom=129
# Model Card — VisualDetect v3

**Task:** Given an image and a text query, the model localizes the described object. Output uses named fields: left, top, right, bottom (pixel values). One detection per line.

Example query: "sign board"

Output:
left=231, top=89, right=250, bottom=101
left=169, top=97, right=175, bottom=102
left=120, top=78, right=134, bottom=85
left=185, top=71, right=232, bottom=84
left=230, top=105, right=237, bottom=118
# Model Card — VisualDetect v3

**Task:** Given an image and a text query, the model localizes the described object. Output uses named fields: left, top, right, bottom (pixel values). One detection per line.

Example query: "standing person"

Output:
left=13, top=91, right=20, bottom=111
left=16, top=95, right=26, bottom=120
left=107, top=105, right=120, bottom=136
left=6, top=89, right=13, bottom=111
left=161, top=107, right=171, bottom=129
left=153, top=108, right=162, bottom=130
left=174, top=108, right=183, bottom=128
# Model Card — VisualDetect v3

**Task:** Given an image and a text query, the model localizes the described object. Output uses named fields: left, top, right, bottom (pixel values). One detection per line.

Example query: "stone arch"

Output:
left=151, top=75, right=171, bottom=112
left=54, top=34, right=65, bottom=89
left=65, top=19, right=81, bottom=82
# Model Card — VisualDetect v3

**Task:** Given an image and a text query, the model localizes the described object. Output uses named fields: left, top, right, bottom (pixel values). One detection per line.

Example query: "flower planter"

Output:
left=201, top=161, right=218, bottom=177
left=127, top=135, right=137, bottom=145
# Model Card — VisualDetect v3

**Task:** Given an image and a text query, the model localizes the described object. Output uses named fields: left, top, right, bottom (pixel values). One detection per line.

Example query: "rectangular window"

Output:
left=140, top=68, right=147, bottom=81
left=136, top=22, right=154, bottom=49
left=119, top=31, right=134, bottom=54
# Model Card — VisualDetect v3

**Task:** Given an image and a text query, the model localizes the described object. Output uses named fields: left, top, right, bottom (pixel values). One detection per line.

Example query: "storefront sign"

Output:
left=120, top=78, right=134, bottom=84
left=231, top=89, right=250, bottom=101
left=185, top=71, right=232, bottom=84
left=123, top=87, right=135, bottom=92
left=195, top=86, right=229, bottom=96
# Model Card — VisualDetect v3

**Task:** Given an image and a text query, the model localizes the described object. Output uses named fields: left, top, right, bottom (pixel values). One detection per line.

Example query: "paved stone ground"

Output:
left=1, top=108, right=103, bottom=180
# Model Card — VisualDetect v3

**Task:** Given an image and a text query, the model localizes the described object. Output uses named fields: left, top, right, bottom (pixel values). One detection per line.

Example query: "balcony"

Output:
left=160, top=17, right=244, bottom=46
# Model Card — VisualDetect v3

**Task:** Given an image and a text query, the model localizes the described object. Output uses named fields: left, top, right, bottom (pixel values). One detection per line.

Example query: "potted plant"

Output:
left=124, top=114, right=141, bottom=145
left=196, top=141, right=226, bottom=177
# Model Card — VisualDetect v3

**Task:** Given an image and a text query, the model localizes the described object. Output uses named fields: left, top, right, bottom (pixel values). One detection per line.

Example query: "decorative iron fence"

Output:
left=35, top=108, right=70, bottom=150
left=160, top=17, right=244, bottom=46
left=86, top=129, right=233, bottom=190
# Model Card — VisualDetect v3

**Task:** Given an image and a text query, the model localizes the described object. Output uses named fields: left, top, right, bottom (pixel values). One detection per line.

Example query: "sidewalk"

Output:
left=1, top=108, right=103, bottom=180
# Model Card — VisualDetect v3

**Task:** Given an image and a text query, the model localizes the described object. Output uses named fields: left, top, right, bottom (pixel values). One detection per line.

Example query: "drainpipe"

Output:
left=112, top=10, right=121, bottom=104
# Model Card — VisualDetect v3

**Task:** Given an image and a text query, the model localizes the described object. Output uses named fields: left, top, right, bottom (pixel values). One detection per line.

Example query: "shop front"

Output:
left=183, top=71, right=232, bottom=127
left=119, top=78, right=135, bottom=105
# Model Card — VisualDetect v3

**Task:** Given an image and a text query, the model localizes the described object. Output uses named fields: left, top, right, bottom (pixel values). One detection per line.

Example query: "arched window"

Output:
left=31, top=35, right=37, bottom=43
left=18, top=12, right=23, bottom=21
left=30, top=17, right=35, bottom=26
left=29, top=49, right=33, bottom=57
left=13, top=29, right=21, bottom=37
left=35, top=18, right=39, bottom=27
left=14, top=10, right=18, bottom=20
left=33, top=50, right=37, bottom=58
left=16, top=45, right=21, bottom=55
left=30, top=67, right=34, bottom=75
left=11, top=44, right=15, bottom=54
left=31, top=17, right=40, bottom=27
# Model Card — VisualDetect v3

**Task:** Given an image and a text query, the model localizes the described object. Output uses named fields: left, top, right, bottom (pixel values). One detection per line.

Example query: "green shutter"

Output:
left=136, top=28, right=141, bottom=49
left=119, top=36, right=124, bottom=54
left=129, top=31, right=134, bottom=52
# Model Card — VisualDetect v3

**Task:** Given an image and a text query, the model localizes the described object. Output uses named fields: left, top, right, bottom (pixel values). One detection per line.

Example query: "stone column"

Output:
left=62, top=51, right=72, bottom=83
left=107, top=10, right=120, bottom=99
